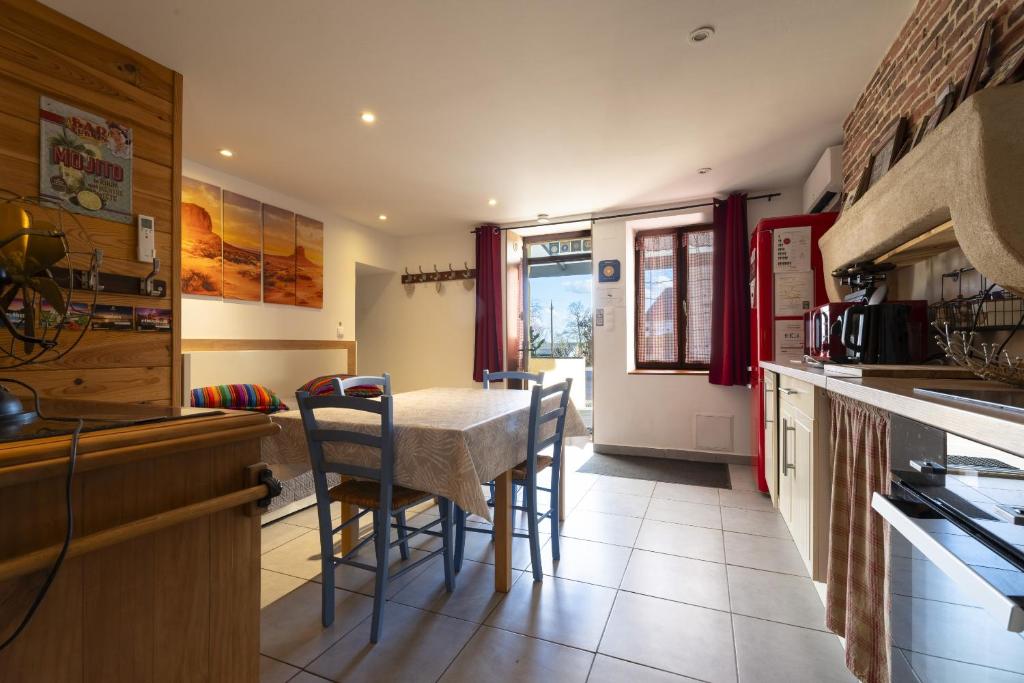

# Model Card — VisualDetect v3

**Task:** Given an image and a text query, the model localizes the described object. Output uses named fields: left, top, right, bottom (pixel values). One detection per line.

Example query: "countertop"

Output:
left=761, top=360, right=1024, bottom=456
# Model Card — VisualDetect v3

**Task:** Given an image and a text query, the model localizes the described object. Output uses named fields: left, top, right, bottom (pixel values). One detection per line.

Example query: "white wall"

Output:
left=592, top=189, right=802, bottom=458
left=180, top=161, right=398, bottom=343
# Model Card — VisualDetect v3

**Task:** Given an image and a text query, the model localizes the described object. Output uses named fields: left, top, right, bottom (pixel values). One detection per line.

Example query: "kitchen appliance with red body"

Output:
left=807, top=301, right=860, bottom=361
left=750, top=213, right=837, bottom=493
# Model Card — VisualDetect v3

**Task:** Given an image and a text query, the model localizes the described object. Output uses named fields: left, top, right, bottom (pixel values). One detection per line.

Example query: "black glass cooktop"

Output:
left=0, top=400, right=223, bottom=443
left=914, top=387, right=1024, bottom=415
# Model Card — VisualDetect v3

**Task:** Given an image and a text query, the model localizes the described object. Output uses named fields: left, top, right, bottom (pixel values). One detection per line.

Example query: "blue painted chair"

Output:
left=456, top=375, right=572, bottom=582
left=298, top=374, right=455, bottom=643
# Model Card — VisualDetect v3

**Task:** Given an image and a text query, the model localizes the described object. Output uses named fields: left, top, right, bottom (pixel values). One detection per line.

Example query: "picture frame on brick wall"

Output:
left=958, top=19, right=993, bottom=106
left=986, top=41, right=1024, bottom=89
left=866, top=116, right=908, bottom=189
left=924, top=84, right=957, bottom=138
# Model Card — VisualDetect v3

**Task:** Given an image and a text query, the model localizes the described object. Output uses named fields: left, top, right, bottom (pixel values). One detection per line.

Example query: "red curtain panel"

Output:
left=473, top=225, right=504, bottom=382
left=709, top=194, right=751, bottom=386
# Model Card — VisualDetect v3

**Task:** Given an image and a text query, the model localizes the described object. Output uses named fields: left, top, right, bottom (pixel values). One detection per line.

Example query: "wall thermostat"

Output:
left=137, top=215, right=156, bottom=262
left=598, top=259, right=620, bottom=282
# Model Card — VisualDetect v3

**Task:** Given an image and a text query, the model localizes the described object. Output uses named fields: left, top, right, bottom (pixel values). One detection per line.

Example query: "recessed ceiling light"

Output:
left=378, top=214, right=388, bottom=221
left=697, top=167, right=712, bottom=175
left=488, top=198, right=498, bottom=206
left=688, top=26, right=715, bottom=44
left=218, top=148, right=234, bottom=157
left=361, top=111, right=377, bottom=124
left=537, top=214, right=550, bottom=224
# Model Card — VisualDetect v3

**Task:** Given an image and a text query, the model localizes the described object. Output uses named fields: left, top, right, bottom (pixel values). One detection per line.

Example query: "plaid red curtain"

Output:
left=709, top=194, right=750, bottom=385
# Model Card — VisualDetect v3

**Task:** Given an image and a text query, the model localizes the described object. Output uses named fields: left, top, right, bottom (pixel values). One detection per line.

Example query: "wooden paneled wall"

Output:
left=0, top=0, right=181, bottom=405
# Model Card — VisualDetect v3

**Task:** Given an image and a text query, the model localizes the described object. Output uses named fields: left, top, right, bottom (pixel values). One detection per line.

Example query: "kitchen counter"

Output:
left=760, top=361, right=1024, bottom=456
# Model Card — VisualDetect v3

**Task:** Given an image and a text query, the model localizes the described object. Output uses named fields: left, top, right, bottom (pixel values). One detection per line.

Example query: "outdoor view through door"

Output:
left=525, top=232, right=593, bottom=431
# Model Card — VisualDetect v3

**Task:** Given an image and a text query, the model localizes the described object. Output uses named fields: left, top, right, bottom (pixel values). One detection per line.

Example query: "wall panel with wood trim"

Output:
left=0, top=0, right=181, bottom=405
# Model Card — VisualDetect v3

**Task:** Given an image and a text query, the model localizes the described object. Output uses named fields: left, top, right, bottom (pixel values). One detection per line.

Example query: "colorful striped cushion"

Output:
left=190, top=384, right=289, bottom=414
left=297, top=374, right=384, bottom=398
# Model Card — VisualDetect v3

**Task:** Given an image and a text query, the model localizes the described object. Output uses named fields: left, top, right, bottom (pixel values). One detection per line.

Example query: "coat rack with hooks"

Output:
left=401, top=262, right=476, bottom=285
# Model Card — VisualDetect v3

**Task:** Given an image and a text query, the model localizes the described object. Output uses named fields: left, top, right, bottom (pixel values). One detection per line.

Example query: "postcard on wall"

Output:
left=181, top=177, right=224, bottom=297
left=295, top=215, right=324, bottom=308
left=91, top=304, right=134, bottom=331
left=774, top=319, right=805, bottom=362
left=135, top=307, right=172, bottom=332
left=39, top=97, right=133, bottom=224
left=40, top=301, right=91, bottom=331
left=7, top=298, right=24, bottom=330
left=262, top=204, right=296, bottom=305
left=222, top=191, right=262, bottom=301
left=772, top=226, right=811, bottom=273
left=773, top=271, right=814, bottom=317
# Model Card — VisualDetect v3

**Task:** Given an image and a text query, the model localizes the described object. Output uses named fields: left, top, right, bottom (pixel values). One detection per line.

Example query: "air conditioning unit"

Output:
left=803, top=145, right=843, bottom=213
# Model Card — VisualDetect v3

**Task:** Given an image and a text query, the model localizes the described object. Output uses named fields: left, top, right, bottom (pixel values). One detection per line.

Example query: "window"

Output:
left=634, top=226, right=713, bottom=370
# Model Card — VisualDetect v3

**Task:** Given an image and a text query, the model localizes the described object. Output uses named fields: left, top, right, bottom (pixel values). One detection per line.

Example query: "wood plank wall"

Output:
left=0, top=0, right=181, bottom=405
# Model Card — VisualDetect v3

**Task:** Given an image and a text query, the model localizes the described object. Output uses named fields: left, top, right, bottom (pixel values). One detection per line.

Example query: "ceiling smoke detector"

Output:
left=688, top=26, right=716, bottom=44
left=537, top=214, right=550, bottom=224
left=697, top=167, right=712, bottom=175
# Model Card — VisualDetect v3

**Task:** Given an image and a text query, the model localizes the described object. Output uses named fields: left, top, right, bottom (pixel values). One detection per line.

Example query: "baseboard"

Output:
left=593, top=443, right=752, bottom=466
left=260, top=494, right=316, bottom=524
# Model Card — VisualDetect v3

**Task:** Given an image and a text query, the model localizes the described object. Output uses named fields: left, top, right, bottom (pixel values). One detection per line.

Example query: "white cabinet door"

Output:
left=763, top=372, right=779, bottom=507
left=789, top=406, right=814, bottom=564
left=778, top=401, right=794, bottom=528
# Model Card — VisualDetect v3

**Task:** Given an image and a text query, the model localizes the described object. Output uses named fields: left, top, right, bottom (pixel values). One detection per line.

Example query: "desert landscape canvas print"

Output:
left=295, top=215, right=324, bottom=308
left=262, top=204, right=296, bottom=305
left=223, top=191, right=262, bottom=301
left=181, top=177, right=223, bottom=296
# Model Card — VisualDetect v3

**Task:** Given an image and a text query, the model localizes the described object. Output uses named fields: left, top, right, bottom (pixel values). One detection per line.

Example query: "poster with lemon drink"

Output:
left=39, top=97, right=133, bottom=224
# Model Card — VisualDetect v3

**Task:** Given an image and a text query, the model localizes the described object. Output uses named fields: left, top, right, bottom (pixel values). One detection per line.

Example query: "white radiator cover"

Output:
left=694, top=413, right=734, bottom=452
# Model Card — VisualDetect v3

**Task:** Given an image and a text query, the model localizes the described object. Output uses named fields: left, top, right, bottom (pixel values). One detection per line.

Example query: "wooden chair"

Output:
left=298, top=374, right=455, bottom=643
left=456, top=377, right=572, bottom=582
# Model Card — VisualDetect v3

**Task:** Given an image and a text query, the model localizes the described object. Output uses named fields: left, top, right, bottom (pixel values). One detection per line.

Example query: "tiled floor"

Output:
left=259, top=444, right=856, bottom=682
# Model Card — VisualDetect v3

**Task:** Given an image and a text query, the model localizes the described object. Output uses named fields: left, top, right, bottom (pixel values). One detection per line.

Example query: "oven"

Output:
left=874, top=414, right=1024, bottom=681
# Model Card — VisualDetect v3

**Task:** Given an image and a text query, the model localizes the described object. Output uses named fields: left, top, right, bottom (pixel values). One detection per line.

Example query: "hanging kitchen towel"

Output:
left=826, top=392, right=891, bottom=683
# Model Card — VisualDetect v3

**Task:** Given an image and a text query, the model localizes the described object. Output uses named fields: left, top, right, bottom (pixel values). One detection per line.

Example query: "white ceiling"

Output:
left=45, top=0, right=912, bottom=235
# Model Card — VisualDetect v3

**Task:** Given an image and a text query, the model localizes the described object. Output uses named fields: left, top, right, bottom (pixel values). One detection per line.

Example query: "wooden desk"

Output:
left=0, top=408, right=279, bottom=683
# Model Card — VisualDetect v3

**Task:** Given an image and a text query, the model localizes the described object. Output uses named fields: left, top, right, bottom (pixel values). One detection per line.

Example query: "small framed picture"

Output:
left=583, top=238, right=592, bottom=251
left=867, top=116, right=908, bottom=188
left=559, top=242, right=569, bottom=253
left=547, top=241, right=559, bottom=255
left=570, top=239, right=582, bottom=252
left=959, top=19, right=993, bottom=105
left=986, top=41, right=1024, bottom=88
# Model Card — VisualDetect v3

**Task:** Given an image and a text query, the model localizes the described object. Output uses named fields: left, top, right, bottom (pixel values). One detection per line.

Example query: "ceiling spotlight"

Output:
left=488, top=198, right=498, bottom=207
left=361, top=111, right=377, bottom=124
left=378, top=214, right=388, bottom=221
left=218, top=148, right=234, bottom=157
left=537, top=214, right=550, bottom=224
left=688, top=26, right=716, bottom=44
left=697, top=167, right=712, bottom=175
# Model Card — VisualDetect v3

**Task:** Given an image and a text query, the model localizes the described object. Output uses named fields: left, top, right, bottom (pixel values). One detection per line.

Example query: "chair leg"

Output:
left=453, top=506, right=466, bottom=573
left=369, top=509, right=390, bottom=644
left=396, top=510, right=410, bottom=560
left=526, top=477, right=543, bottom=582
left=440, top=498, right=456, bottom=592
left=549, top=462, right=561, bottom=563
left=312, top=475, right=336, bottom=627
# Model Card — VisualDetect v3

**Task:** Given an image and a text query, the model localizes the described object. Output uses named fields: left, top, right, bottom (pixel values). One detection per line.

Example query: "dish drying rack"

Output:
left=930, top=267, right=1023, bottom=331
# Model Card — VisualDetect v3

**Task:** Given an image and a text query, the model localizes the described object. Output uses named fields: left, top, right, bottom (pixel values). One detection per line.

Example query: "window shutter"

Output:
left=684, top=229, right=714, bottom=365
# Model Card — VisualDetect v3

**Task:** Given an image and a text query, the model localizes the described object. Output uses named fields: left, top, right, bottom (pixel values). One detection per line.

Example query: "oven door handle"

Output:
left=872, top=493, right=1024, bottom=633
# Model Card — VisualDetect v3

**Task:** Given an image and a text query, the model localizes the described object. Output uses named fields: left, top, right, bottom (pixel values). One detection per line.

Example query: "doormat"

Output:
left=578, top=452, right=731, bottom=489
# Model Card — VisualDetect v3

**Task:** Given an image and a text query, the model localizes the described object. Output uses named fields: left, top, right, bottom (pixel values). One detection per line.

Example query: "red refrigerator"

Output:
left=749, top=212, right=837, bottom=492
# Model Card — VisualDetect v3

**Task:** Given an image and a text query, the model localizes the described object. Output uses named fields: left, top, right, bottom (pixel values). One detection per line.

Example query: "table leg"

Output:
left=339, top=476, right=358, bottom=553
left=559, top=450, right=566, bottom=521
left=493, top=469, right=513, bottom=592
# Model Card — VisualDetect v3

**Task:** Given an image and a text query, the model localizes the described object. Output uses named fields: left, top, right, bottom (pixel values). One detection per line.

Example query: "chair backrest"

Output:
left=483, top=369, right=544, bottom=390
left=297, top=386, right=396, bottom=505
left=333, top=373, right=392, bottom=396
left=523, top=378, right=573, bottom=477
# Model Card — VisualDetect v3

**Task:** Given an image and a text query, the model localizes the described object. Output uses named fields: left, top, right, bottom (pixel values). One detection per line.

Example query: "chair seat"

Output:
left=511, top=455, right=553, bottom=481
left=328, top=480, right=432, bottom=509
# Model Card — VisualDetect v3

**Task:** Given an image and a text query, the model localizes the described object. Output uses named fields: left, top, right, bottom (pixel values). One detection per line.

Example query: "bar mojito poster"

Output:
left=39, top=97, right=133, bottom=224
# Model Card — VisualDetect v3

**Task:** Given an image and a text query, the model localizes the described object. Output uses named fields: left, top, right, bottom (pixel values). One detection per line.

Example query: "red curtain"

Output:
left=473, top=225, right=503, bottom=382
left=709, top=194, right=751, bottom=386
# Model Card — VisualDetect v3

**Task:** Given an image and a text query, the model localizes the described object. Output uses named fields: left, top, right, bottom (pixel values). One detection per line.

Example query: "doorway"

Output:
left=523, top=231, right=593, bottom=431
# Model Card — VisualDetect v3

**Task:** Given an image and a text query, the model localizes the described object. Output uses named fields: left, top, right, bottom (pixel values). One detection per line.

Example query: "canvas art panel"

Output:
left=262, top=204, right=296, bottom=305
left=181, top=177, right=224, bottom=296
left=295, top=215, right=324, bottom=308
left=223, top=191, right=262, bottom=301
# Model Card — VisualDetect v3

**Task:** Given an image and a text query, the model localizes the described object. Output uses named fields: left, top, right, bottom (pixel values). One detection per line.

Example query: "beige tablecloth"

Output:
left=261, top=387, right=587, bottom=519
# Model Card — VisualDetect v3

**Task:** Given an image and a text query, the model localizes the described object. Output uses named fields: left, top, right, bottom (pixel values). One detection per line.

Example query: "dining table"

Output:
left=261, top=386, right=588, bottom=591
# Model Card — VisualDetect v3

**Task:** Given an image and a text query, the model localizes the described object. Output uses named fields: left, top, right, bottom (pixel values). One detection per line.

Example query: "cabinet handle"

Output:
left=779, top=388, right=797, bottom=395
left=781, top=420, right=795, bottom=473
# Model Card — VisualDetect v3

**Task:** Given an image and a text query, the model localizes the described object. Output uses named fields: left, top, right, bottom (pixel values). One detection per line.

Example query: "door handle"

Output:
left=779, top=387, right=797, bottom=395
left=781, top=419, right=795, bottom=474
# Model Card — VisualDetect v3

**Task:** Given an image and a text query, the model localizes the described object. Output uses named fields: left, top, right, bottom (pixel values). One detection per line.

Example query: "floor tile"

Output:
left=285, top=503, right=341, bottom=529
left=262, top=521, right=310, bottom=554
left=620, top=550, right=730, bottom=611
left=718, top=489, right=774, bottom=512
left=634, top=519, right=725, bottom=563
left=440, top=626, right=593, bottom=683
left=588, top=655, right=701, bottom=682
left=261, top=530, right=332, bottom=581
left=577, top=489, right=651, bottom=517
left=262, top=569, right=308, bottom=609
left=652, top=482, right=720, bottom=505
left=723, top=532, right=807, bottom=576
left=392, top=558, right=521, bottom=623
left=259, top=655, right=299, bottom=683
left=729, top=465, right=759, bottom=491
left=721, top=506, right=790, bottom=539
left=416, top=524, right=548, bottom=570
left=732, top=615, right=855, bottom=683
left=593, top=476, right=657, bottom=496
left=561, top=508, right=643, bottom=546
left=534, top=535, right=633, bottom=588
left=645, top=498, right=723, bottom=530
left=599, top=591, right=737, bottom=683
left=486, top=575, right=617, bottom=651
left=260, top=582, right=373, bottom=667
left=727, top=565, right=827, bottom=630
left=306, top=602, right=477, bottom=682
left=289, top=672, right=333, bottom=683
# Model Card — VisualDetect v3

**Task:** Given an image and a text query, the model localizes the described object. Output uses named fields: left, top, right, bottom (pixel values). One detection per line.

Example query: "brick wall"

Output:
left=843, top=0, right=1024, bottom=192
